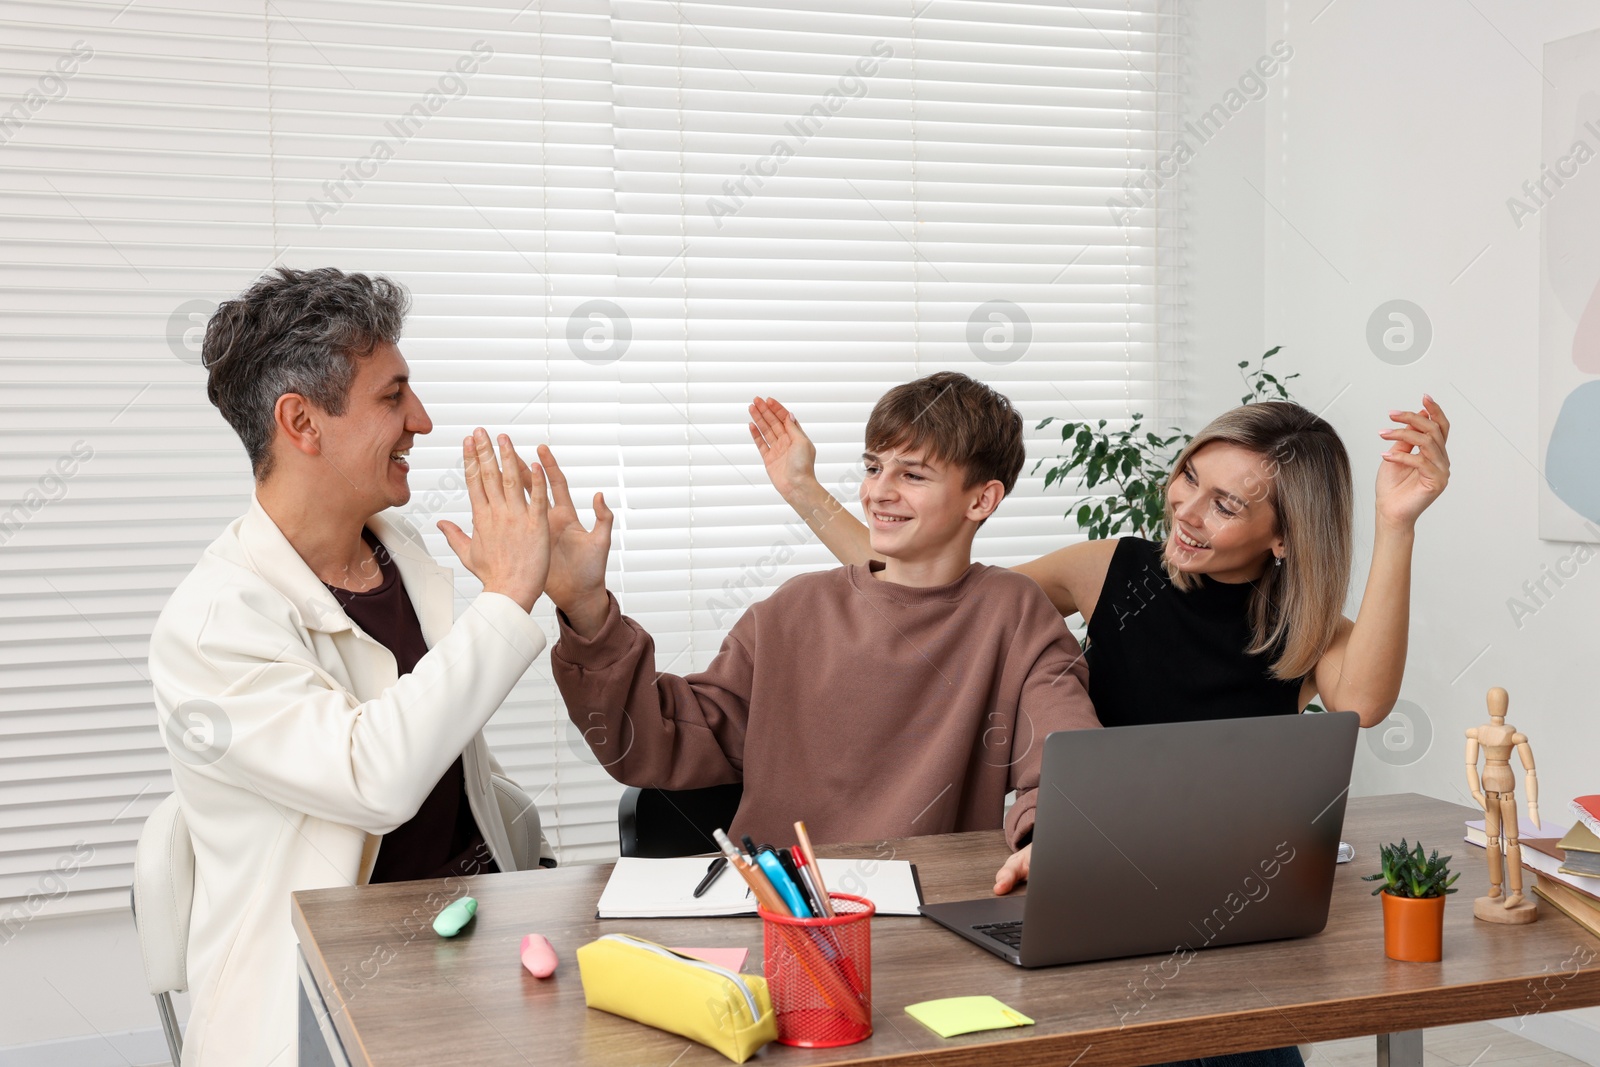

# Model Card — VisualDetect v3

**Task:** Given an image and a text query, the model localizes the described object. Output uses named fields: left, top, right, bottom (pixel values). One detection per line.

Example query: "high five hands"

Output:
left=532, top=444, right=614, bottom=636
left=437, top=429, right=550, bottom=613
left=436, top=429, right=613, bottom=625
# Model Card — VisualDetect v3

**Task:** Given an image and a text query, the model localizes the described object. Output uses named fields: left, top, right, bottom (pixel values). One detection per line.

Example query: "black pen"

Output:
left=693, top=856, right=728, bottom=898
left=775, top=848, right=821, bottom=914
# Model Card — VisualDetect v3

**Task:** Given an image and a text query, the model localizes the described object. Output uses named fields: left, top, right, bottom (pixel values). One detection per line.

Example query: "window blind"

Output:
left=1, top=0, right=277, bottom=921
left=0, top=0, right=1181, bottom=921
left=606, top=0, right=1183, bottom=659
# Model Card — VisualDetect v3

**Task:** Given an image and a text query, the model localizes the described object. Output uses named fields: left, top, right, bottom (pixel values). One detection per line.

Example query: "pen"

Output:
left=692, top=856, right=727, bottom=898
left=712, top=829, right=789, bottom=916
left=756, top=848, right=812, bottom=918
left=794, top=821, right=835, bottom=917
left=775, top=848, right=819, bottom=915
left=791, top=848, right=827, bottom=917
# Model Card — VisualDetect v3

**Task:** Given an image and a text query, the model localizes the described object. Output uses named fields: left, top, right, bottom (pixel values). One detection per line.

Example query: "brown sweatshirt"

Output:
left=552, top=561, right=1100, bottom=849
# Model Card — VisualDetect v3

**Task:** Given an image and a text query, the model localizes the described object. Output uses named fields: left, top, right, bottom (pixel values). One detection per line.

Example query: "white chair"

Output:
left=131, top=792, right=192, bottom=1067
left=129, top=779, right=552, bottom=1066
left=490, top=772, right=558, bottom=870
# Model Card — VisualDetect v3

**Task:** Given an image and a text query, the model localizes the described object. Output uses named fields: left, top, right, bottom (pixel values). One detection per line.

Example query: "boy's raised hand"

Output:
left=438, top=428, right=550, bottom=613
left=748, top=396, right=817, bottom=502
left=534, top=444, right=614, bottom=637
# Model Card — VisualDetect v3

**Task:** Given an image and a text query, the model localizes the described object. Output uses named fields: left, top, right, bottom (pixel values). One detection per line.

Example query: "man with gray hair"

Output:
left=149, top=267, right=554, bottom=1066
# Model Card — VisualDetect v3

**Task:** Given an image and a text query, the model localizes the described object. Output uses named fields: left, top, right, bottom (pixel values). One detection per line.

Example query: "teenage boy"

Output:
left=149, top=268, right=553, bottom=1066
left=544, top=372, right=1100, bottom=890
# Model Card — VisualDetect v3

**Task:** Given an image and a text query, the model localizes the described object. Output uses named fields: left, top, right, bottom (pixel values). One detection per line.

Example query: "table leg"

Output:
left=1376, top=1030, right=1423, bottom=1067
left=298, top=946, right=352, bottom=1067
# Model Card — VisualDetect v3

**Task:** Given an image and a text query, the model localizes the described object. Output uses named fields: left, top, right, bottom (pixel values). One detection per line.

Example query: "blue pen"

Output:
left=755, top=849, right=812, bottom=918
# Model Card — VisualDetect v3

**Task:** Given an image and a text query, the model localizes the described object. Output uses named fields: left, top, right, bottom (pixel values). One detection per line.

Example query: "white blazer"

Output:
left=148, top=497, right=549, bottom=1067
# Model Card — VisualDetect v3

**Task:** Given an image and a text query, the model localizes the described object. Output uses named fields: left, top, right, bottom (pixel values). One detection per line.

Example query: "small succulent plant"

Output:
left=1362, top=839, right=1460, bottom=899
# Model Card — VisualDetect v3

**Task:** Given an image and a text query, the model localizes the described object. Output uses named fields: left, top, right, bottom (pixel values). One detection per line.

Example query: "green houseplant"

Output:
left=1034, top=346, right=1299, bottom=540
left=1362, top=839, right=1459, bottom=961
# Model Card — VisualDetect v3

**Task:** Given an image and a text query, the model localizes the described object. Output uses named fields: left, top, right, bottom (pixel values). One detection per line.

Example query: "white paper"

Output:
left=596, top=856, right=922, bottom=918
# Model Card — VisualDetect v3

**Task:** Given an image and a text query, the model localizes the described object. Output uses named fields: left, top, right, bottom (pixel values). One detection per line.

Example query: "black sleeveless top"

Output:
left=1083, top=537, right=1304, bottom=727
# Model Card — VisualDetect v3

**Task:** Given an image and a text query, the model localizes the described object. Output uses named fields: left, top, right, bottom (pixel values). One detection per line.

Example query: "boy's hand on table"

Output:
left=534, top=444, right=613, bottom=637
left=747, top=396, right=817, bottom=501
left=993, top=843, right=1031, bottom=895
left=438, top=429, right=549, bottom=613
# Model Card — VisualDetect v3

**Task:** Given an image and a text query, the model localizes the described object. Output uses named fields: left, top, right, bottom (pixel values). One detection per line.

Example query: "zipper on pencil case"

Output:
left=595, top=934, right=761, bottom=1021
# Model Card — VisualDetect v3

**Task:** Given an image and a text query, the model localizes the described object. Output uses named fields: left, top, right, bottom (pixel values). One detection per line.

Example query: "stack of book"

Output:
left=1529, top=796, right=1600, bottom=935
left=1466, top=795, right=1600, bottom=936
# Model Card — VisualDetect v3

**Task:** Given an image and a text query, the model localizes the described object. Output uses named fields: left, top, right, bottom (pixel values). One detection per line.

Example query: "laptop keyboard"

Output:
left=973, top=920, right=1024, bottom=949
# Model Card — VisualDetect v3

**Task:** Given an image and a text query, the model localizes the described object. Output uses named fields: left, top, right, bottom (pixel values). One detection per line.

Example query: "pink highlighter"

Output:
left=520, top=934, right=558, bottom=978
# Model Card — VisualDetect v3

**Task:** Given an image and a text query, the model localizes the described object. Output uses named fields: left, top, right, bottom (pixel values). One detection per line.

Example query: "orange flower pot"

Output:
left=1381, top=890, right=1446, bottom=962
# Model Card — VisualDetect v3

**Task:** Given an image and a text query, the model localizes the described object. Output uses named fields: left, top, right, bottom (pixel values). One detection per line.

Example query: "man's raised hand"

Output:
left=438, top=428, right=550, bottom=613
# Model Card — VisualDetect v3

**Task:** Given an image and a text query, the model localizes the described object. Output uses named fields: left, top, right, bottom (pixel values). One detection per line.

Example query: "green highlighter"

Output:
left=433, top=896, right=478, bottom=937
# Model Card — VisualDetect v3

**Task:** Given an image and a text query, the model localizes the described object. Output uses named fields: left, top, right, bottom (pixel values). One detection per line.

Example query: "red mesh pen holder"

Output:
left=759, top=893, right=875, bottom=1047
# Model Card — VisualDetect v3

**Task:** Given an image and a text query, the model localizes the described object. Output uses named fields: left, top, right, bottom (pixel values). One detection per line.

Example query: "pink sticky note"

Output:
left=671, top=947, right=749, bottom=972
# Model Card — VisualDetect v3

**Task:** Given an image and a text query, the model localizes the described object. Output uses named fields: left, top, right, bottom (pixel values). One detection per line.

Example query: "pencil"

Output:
left=712, top=828, right=789, bottom=916
left=793, top=820, right=835, bottom=917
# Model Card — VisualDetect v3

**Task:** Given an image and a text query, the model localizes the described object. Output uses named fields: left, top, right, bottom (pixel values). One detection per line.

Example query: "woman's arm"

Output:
left=1310, top=396, right=1450, bottom=726
left=1012, top=538, right=1118, bottom=621
left=748, top=397, right=878, bottom=565
left=749, top=396, right=1122, bottom=615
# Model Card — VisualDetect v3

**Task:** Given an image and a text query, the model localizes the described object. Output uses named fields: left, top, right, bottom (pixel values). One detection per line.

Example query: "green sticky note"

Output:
left=905, top=995, right=1034, bottom=1038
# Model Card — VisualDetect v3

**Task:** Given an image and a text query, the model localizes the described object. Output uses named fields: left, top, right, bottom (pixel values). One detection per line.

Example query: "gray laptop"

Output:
left=920, top=712, right=1360, bottom=967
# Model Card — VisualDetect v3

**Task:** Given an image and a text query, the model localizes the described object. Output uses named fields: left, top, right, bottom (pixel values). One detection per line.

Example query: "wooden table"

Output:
left=292, top=794, right=1600, bottom=1066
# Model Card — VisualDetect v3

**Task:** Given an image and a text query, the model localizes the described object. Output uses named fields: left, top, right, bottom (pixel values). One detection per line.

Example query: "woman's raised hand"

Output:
left=1375, top=394, right=1451, bottom=529
left=748, top=396, right=817, bottom=501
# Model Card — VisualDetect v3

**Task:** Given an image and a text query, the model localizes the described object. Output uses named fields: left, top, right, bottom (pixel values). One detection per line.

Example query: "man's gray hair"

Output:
left=202, top=267, right=410, bottom=480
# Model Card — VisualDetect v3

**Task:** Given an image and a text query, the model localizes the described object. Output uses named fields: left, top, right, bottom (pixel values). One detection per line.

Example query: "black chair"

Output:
left=617, top=783, right=744, bottom=858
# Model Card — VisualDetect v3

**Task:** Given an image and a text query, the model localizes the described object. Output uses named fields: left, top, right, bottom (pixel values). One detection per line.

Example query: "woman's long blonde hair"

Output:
left=1162, top=401, right=1352, bottom=681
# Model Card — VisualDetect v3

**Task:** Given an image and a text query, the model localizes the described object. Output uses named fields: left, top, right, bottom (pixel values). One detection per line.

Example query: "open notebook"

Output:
left=597, top=855, right=924, bottom=918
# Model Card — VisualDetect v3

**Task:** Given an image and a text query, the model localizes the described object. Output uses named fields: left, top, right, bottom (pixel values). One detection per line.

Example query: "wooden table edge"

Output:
left=827, top=968, right=1600, bottom=1067
left=293, top=893, right=375, bottom=1067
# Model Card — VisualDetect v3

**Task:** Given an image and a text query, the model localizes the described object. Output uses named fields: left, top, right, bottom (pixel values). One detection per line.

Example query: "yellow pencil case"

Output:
left=575, top=934, right=778, bottom=1063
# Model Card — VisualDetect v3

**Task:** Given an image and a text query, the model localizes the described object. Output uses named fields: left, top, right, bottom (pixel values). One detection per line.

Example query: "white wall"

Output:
left=1250, top=0, right=1600, bottom=831
left=1219, top=0, right=1600, bottom=1047
left=0, top=910, right=187, bottom=1061
left=1188, top=0, right=1600, bottom=816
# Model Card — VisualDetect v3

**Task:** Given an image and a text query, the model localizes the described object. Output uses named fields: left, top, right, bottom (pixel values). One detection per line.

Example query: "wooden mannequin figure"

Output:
left=1465, top=687, right=1541, bottom=924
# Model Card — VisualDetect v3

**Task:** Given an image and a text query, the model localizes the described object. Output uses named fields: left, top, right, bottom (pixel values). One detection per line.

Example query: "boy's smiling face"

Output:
left=860, top=445, right=1000, bottom=565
